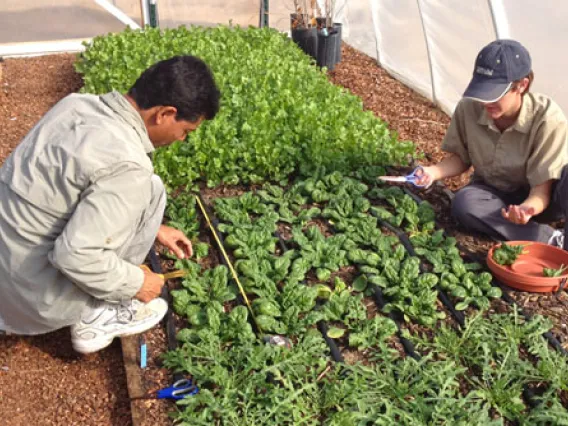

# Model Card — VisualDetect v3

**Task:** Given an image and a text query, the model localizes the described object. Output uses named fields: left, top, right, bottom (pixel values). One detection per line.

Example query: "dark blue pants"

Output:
left=451, top=166, right=568, bottom=250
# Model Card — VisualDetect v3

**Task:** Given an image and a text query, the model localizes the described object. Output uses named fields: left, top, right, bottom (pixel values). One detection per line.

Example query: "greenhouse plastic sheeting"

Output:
left=400, top=0, right=496, bottom=112
left=1, top=0, right=568, bottom=116
left=158, top=0, right=258, bottom=29
left=370, top=0, right=432, bottom=102
left=500, top=0, right=568, bottom=118
left=0, top=0, right=141, bottom=43
left=367, top=0, right=568, bottom=115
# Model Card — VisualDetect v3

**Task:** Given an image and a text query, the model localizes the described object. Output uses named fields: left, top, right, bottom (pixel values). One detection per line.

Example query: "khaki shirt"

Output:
left=442, top=93, right=568, bottom=192
left=0, top=92, right=155, bottom=334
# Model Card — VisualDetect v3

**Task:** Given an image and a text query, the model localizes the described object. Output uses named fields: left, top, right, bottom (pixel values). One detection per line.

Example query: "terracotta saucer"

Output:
left=487, top=241, right=568, bottom=293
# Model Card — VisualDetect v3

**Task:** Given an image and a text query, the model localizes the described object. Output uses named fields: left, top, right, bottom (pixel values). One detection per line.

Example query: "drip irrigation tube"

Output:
left=148, top=249, right=183, bottom=381
left=369, top=210, right=466, bottom=327
left=316, top=218, right=421, bottom=360
left=275, top=232, right=344, bottom=363
left=370, top=285, right=420, bottom=360
left=400, top=185, right=568, bottom=356
left=317, top=321, right=345, bottom=363
left=198, top=194, right=343, bottom=361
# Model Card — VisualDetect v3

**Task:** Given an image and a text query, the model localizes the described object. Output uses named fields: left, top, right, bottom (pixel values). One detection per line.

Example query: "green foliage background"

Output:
left=75, top=25, right=414, bottom=189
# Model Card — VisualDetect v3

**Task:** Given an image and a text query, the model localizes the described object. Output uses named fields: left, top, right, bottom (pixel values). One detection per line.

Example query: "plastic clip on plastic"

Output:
left=262, top=335, right=292, bottom=348
left=139, top=335, right=147, bottom=369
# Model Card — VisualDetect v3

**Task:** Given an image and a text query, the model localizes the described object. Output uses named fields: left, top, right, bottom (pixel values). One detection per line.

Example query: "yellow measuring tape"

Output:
left=194, top=195, right=263, bottom=335
left=140, top=265, right=185, bottom=281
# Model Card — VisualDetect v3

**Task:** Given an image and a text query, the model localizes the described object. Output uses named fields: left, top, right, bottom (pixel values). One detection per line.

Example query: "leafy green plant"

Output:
left=492, top=242, right=527, bottom=266
left=320, top=278, right=367, bottom=328
left=368, top=187, right=435, bottom=233
left=543, top=264, right=568, bottom=277
left=171, top=265, right=237, bottom=330
left=348, top=316, right=398, bottom=351
left=289, top=225, right=351, bottom=283
left=165, top=190, right=200, bottom=239
left=163, top=329, right=330, bottom=425
left=76, top=26, right=414, bottom=190
left=440, top=270, right=502, bottom=311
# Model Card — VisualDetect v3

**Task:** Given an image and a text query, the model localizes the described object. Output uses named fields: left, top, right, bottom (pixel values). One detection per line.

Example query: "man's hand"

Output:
left=501, top=204, right=536, bottom=225
left=135, top=266, right=165, bottom=303
left=157, top=225, right=193, bottom=259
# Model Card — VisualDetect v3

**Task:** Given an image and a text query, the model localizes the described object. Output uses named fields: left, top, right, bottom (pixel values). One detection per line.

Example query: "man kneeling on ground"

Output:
left=0, top=55, right=220, bottom=354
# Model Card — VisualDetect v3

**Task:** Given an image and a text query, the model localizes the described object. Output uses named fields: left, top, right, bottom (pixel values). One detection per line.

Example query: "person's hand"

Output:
left=501, top=204, right=535, bottom=225
left=413, top=166, right=437, bottom=189
left=156, top=225, right=193, bottom=259
left=135, top=266, right=165, bottom=303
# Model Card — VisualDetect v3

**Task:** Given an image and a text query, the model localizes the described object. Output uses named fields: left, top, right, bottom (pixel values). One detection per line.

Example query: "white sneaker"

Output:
left=548, top=229, right=565, bottom=249
left=71, top=298, right=168, bottom=354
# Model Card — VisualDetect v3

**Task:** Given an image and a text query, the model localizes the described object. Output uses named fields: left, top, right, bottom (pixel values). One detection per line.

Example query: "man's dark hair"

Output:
left=128, top=55, right=220, bottom=122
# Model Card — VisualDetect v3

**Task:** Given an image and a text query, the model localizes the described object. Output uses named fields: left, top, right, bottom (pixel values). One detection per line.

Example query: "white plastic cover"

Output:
left=500, top=0, right=568, bottom=119
left=0, top=0, right=141, bottom=43
left=365, top=0, right=568, bottom=115
left=158, top=0, right=258, bottom=29
left=411, top=0, right=496, bottom=113
left=1, top=0, right=568, bottom=117
left=370, top=0, right=432, bottom=102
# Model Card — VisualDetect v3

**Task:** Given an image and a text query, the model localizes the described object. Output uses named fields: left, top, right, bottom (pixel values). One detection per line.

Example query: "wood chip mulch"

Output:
left=0, top=42, right=567, bottom=426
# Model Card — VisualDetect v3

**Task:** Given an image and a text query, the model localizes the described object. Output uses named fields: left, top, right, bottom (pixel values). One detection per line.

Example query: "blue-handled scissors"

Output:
left=156, top=379, right=199, bottom=400
left=378, top=166, right=428, bottom=187
left=133, top=378, right=199, bottom=401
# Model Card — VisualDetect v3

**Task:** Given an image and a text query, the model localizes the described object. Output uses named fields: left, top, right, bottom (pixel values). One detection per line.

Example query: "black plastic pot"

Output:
left=316, top=28, right=340, bottom=71
left=333, top=23, right=342, bottom=63
left=291, top=27, right=318, bottom=60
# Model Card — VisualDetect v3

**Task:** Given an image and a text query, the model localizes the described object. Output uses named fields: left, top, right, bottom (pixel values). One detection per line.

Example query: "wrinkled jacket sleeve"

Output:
left=49, top=163, right=153, bottom=303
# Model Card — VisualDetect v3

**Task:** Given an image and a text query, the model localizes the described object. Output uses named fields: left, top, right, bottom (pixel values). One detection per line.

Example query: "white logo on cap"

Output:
left=476, top=66, right=494, bottom=76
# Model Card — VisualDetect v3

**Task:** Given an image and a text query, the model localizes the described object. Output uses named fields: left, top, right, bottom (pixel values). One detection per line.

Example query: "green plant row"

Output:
left=164, top=176, right=568, bottom=424
left=75, top=26, right=414, bottom=190
left=367, top=185, right=503, bottom=311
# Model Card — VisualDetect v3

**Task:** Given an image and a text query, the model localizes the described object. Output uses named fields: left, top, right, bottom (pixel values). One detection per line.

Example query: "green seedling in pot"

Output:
left=543, top=264, right=568, bottom=277
left=492, top=242, right=529, bottom=266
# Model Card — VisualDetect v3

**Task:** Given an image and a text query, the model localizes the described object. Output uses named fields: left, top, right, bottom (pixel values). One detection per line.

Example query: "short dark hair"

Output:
left=128, top=55, right=220, bottom=122
left=512, top=70, right=534, bottom=96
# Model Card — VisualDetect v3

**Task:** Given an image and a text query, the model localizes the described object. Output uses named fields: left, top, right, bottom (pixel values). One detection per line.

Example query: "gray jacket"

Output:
left=0, top=92, right=155, bottom=334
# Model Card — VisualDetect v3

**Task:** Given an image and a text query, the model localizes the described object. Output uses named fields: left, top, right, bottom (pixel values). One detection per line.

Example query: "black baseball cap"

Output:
left=463, top=39, right=532, bottom=103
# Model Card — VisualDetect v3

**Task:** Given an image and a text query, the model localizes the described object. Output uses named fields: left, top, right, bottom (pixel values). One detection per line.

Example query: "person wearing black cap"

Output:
left=415, top=39, right=568, bottom=249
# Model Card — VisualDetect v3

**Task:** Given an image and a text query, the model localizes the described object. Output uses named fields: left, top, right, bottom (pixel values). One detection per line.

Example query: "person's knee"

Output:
left=451, top=187, right=483, bottom=224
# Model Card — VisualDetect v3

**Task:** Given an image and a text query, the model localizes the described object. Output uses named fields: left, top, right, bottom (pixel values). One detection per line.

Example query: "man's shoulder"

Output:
left=527, top=93, right=566, bottom=124
left=453, top=97, right=484, bottom=120
left=50, top=93, right=153, bottom=169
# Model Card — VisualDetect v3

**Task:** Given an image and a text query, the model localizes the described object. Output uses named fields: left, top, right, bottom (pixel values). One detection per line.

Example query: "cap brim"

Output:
left=463, top=77, right=511, bottom=103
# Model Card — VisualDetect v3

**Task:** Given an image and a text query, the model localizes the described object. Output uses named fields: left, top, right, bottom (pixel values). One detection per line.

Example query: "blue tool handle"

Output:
left=140, top=343, right=147, bottom=368
left=409, top=166, right=428, bottom=187
left=156, top=385, right=199, bottom=400
left=156, top=379, right=199, bottom=400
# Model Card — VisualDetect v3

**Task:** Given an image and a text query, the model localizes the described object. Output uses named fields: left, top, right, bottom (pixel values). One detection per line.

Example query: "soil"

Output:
left=0, top=55, right=133, bottom=426
left=0, top=41, right=567, bottom=425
